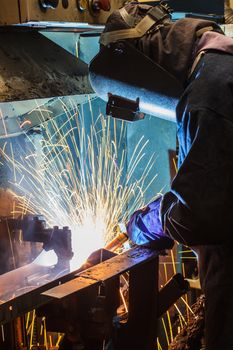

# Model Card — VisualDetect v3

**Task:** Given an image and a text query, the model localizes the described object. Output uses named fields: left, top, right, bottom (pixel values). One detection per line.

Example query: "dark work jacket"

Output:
left=161, top=51, right=233, bottom=246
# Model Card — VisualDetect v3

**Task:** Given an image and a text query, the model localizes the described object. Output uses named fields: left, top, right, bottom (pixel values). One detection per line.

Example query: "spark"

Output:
left=5, top=218, right=16, bottom=270
left=182, top=262, right=190, bottom=321
left=28, top=310, right=36, bottom=349
left=120, top=274, right=129, bottom=287
left=172, top=157, right=178, bottom=173
left=1, top=98, right=157, bottom=270
left=163, top=262, right=168, bottom=282
left=181, top=296, right=195, bottom=316
left=120, top=287, right=128, bottom=313
left=157, top=338, right=163, bottom=350
left=49, top=335, right=53, bottom=348
left=56, top=334, right=63, bottom=347
left=162, top=317, right=170, bottom=346
left=174, top=303, right=187, bottom=325
left=170, top=249, right=177, bottom=275
left=20, top=120, right=32, bottom=128
left=166, top=310, right=174, bottom=342
left=1, top=325, right=5, bottom=342
left=158, top=245, right=197, bottom=346
left=1, top=99, right=196, bottom=348
left=178, top=250, right=192, bottom=253
left=0, top=108, right=8, bottom=136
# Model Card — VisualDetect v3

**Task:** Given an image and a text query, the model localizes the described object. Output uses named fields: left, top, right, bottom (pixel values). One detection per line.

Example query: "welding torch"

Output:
left=104, top=222, right=173, bottom=253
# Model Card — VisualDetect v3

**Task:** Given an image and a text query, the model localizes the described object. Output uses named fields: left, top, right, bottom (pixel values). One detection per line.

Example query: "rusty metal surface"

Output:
left=0, top=246, right=159, bottom=323
left=0, top=31, right=92, bottom=103
left=43, top=246, right=159, bottom=299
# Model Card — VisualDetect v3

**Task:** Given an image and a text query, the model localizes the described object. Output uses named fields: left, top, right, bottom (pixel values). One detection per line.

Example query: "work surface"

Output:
left=0, top=246, right=160, bottom=323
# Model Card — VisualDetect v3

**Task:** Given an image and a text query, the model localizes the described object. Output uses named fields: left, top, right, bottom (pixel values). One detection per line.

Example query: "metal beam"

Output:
left=0, top=247, right=159, bottom=324
left=43, top=246, right=159, bottom=299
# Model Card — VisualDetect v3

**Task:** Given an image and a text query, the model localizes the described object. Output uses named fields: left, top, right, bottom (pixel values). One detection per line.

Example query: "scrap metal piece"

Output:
left=158, top=273, right=190, bottom=318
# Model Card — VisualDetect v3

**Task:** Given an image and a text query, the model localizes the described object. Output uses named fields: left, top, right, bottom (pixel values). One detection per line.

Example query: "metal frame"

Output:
left=115, top=256, right=158, bottom=350
left=44, top=246, right=159, bottom=350
left=0, top=246, right=159, bottom=349
left=0, top=247, right=159, bottom=320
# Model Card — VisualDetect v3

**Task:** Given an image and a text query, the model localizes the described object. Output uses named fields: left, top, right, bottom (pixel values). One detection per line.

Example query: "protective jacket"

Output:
left=161, top=51, right=233, bottom=246
left=169, top=51, right=233, bottom=350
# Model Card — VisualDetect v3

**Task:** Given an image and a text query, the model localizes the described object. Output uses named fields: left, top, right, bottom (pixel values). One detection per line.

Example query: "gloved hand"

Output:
left=127, top=196, right=174, bottom=249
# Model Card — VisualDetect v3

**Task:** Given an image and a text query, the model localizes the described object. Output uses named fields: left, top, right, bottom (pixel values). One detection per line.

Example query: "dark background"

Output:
left=169, top=0, right=224, bottom=15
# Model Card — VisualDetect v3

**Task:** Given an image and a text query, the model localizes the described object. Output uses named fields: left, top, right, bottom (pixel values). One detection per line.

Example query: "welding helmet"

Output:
left=89, top=2, right=183, bottom=122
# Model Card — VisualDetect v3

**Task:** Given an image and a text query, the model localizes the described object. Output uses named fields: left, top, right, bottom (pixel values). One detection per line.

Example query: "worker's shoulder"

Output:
left=174, top=17, right=222, bottom=33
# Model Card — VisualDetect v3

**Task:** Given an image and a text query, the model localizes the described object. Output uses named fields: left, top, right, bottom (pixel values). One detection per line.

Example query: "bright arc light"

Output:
left=70, top=209, right=106, bottom=269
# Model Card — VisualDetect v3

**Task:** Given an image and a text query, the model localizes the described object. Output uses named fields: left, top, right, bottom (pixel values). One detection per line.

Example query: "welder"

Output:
left=90, top=2, right=233, bottom=349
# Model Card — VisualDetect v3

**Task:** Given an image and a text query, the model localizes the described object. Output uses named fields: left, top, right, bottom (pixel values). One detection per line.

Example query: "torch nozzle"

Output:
left=104, top=232, right=128, bottom=252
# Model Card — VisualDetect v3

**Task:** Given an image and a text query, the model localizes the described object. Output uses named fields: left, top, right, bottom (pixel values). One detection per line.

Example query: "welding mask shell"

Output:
left=89, top=3, right=184, bottom=121
left=89, top=40, right=183, bottom=122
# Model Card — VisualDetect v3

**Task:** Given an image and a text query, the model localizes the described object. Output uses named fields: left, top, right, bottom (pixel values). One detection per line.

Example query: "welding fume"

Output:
left=89, top=1, right=233, bottom=349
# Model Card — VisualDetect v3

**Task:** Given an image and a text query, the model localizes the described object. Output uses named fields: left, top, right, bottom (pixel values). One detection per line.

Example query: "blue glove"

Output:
left=127, top=196, right=174, bottom=249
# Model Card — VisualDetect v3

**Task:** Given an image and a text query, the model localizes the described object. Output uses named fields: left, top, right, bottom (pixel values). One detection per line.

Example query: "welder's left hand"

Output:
left=127, top=196, right=174, bottom=249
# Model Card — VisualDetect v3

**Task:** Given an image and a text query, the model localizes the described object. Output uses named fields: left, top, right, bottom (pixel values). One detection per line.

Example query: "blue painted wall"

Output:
left=127, top=114, right=176, bottom=203
left=89, top=98, right=177, bottom=205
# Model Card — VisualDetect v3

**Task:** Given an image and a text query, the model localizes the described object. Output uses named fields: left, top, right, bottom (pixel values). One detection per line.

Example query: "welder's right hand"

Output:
left=127, top=196, right=174, bottom=249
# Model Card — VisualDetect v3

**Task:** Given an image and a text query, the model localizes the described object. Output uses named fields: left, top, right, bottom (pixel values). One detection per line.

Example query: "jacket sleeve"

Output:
left=160, top=109, right=233, bottom=246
